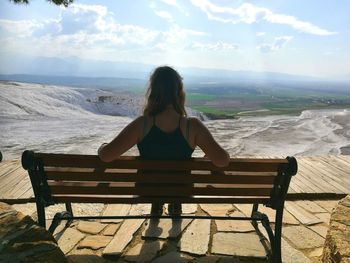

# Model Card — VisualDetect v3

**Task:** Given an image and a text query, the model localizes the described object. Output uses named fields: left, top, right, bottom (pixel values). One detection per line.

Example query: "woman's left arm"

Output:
left=98, top=117, right=143, bottom=162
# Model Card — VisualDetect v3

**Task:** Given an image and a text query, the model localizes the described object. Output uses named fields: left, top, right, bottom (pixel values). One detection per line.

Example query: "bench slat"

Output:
left=48, top=183, right=273, bottom=196
left=52, top=195, right=271, bottom=204
left=45, top=171, right=277, bottom=184
left=38, top=154, right=287, bottom=172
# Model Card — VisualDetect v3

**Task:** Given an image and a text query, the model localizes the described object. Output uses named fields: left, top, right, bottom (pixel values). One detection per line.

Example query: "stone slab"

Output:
left=103, top=219, right=144, bottom=256
left=45, top=203, right=104, bottom=218
left=234, top=203, right=299, bottom=225
left=12, top=203, right=36, bottom=217
left=282, top=210, right=301, bottom=225
left=124, top=240, right=164, bottom=263
left=77, top=235, right=112, bottom=250
left=315, top=213, right=331, bottom=225
left=101, top=204, right=131, bottom=223
left=283, top=226, right=325, bottom=249
left=215, top=211, right=255, bottom=232
left=45, top=204, right=65, bottom=218
left=295, top=201, right=327, bottom=213
left=142, top=219, right=192, bottom=239
left=211, top=232, right=266, bottom=258
left=129, top=204, right=151, bottom=215
left=315, top=200, right=339, bottom=213
left=165, top=204, right=198, bottom=214
left=284, top=202, right=322, bottom=225
left=309, top=225, right=329, bottom=238
left=233, top=204, right=253, bottom=216
left=71, top=203, right=105, bottom=216
left=235, top=204, right=271, bottom=219
left=76, top=221, right=106, bottom=234
left=281, top=238, right=311, bottom=263
left=179, top=219, right=211, bottom=255
left=308, top=247, right=323, bottom=258
left=58, top=228, right=85, bottom=254
left=102, top=223, right=120, bottom=236
left=152, top=251, right=188, bottom=263
left=67, top=248, right=95, bottom=256
left=200, top=204, right=233, bottom=216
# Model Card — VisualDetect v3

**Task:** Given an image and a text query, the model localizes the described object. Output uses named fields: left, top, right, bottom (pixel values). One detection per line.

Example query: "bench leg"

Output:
left=49, top=212, right=62, bottom=233
left=65, top=202, right=73, bottom=216
left=48, top=211, right=73, bottom=234
left=251, top=203, right=259, bottom=227
left=36, top=200, right=46, bottom=228
left=64, top=203, right=74, bottom=228
left=48, top=203, right=74, bottom=233
left=273, top=207, right=284, bottom=263
left=252, top=210, right=274, bottom=260
left=251, top=203, right=259, bottom=215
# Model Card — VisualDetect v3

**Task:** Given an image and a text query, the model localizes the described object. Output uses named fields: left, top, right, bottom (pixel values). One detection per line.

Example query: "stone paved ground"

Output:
left=12, top=200, right=340, bottom=263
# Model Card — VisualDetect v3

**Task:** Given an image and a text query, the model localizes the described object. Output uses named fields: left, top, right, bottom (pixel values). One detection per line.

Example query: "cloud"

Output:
left=155, top=24, right=208, bottom=51
left=257, top=36, right=293, bottom=53
left=256, top=32, right=265, bottom=37
left=0, top=3, right=210, bottom=59
left=159, top=0, right=189, bottom=16
left=160, top=0, right=180, bottom=8
left=52, top=3, right=158, bottom=46
left=190, top=0, right=336, bottom=36
left=0, top=19, right=43, bottom=37
left=0, top=3, right=165, bottom=61
left=154, top=10, right=174, bottom=23
left=58, top=4, right=108, bottom=35
left=191, top=41, right=239, bottom=51
left=66, top=3, right=108, bottom=16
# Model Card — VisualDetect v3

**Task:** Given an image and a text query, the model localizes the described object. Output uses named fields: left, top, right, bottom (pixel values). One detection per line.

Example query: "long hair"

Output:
left=143, top=66, right=187, bottom=116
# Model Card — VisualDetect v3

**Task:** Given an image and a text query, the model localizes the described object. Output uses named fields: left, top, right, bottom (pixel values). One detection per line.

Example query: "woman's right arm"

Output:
left=191, top=118, right=230, bottom=167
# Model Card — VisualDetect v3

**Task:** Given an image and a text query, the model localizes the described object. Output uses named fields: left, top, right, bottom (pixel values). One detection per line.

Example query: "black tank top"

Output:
left=137, top=116, right=194, bottom=160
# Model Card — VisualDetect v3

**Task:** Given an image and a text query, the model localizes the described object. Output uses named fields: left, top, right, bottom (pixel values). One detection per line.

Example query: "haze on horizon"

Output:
left=0, top=0, right=349, bottom=80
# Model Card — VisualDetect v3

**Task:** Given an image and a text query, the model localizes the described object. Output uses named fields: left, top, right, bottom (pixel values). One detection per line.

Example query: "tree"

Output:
left=10, top=0, right=74, bottom=7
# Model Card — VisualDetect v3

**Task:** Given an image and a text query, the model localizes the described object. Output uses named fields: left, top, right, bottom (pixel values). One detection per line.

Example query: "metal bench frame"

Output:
left=22, top=150, right=297, bottom=263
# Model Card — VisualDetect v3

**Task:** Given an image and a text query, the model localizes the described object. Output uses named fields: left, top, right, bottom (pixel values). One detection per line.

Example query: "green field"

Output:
left=186, top=88, right=350, bottom=119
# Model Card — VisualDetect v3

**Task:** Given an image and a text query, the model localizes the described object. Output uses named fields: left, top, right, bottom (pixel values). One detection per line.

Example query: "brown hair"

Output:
left=143, top=66, right=187, bottom=116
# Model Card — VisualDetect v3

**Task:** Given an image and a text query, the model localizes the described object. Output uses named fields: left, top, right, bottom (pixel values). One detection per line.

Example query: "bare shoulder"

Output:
left=129, top=115, right=145, bottom=127
left=187, top=117, right=205, bottom=130
left=122, top=116, right=145, bottom=134
left=134, top=115, right=145, bottom=125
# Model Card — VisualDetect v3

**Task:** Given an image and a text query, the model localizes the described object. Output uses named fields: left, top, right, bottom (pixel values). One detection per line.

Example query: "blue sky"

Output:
left=0, top=0, right=349, bottom=79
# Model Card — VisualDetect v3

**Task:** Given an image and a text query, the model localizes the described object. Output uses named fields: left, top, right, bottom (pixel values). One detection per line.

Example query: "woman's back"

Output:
left=137, top=113, right=194, bottom=160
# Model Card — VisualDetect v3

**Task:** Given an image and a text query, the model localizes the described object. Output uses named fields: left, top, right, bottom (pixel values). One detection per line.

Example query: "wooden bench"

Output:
left=21, top=150, right=297, bottom=263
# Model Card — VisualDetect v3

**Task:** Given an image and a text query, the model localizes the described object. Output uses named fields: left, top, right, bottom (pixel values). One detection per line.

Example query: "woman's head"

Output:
left=143, top=66, right=186, bottom=116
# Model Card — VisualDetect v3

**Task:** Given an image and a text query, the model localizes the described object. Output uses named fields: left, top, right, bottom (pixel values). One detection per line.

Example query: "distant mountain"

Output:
left=0, top=52, right=327, bottom=81
left=0, top=74, right=145, bottom=91
left=0, top=52, right=152, bottom=79
left=1, top=53, right=349, bottom=93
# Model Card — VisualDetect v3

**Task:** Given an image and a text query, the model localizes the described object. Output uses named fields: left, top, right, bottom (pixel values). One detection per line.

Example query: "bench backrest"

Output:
left=22, top=151, right=297, bottom=210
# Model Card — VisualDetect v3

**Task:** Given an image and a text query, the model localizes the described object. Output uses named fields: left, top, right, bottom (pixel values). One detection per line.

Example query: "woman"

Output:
left=98, top=66, right=230, bottom=215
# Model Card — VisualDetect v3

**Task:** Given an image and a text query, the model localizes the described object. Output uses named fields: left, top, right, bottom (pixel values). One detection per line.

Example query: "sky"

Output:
left=0, top=0, right=349, bottom=79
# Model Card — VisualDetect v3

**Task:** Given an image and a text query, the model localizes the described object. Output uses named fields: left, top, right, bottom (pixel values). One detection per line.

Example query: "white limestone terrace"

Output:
left=0, top=81, right=206, bottom=119
left=1, top=81, right=350, bottom=160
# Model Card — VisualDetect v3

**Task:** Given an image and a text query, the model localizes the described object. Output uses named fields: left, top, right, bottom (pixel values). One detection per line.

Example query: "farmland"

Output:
left=186, top=86, right=350, bottom=118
